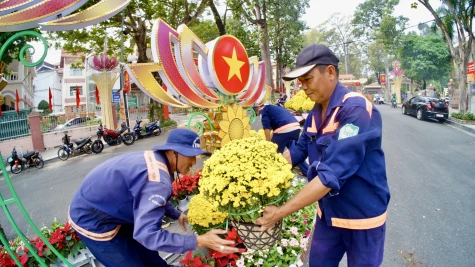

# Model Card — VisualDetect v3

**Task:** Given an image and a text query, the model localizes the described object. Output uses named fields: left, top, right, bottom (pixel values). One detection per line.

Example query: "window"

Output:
left=81, top=106, right=84, bottom=112
left=70, top=68, right=83, bottom=76
left=70, top=86, right=83, bottom=97
left=70, top=107, right=74, bottom=113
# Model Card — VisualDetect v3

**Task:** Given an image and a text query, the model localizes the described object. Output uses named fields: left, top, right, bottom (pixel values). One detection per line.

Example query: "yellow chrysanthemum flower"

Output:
left=188, top=194, right=228, bottom=228
left=218, top=104, right=251, bottom=146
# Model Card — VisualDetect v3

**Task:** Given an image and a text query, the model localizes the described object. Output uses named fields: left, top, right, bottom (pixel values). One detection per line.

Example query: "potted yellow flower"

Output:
left=199, top=136, right=294, bottom=250
left=187, top=194, right=228, bottom=234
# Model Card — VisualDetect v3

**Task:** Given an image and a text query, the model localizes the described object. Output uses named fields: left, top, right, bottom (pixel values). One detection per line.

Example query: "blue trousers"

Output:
left=77, top=224, right=169, bottom=267
left=272, top=129, right=309, bottom=175
left=309, top=215, right=386, bottom=267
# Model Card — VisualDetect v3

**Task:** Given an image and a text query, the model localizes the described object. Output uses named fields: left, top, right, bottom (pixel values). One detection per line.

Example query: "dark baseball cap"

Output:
left=283, top=44, right=339, bottom=81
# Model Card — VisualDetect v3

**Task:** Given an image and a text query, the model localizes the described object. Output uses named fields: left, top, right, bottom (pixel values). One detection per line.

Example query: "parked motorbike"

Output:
left=7, top=147, right=44, bottom=174
left=133, top=119, right=161, bottom=140
left=92, top=122, right=135, bottom=153
left=57, top=133, right=93, bottom=161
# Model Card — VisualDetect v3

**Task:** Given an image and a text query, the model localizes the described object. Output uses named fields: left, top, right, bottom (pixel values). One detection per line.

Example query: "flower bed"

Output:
left=0, top=219, right=88, bottom=267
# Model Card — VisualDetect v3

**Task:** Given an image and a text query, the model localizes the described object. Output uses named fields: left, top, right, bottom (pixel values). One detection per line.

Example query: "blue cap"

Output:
left=152, top=129, right=211, bottom=157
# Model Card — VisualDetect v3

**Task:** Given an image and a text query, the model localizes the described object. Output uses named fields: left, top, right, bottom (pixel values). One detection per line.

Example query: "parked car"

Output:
left=401, top=96, right=448, bottom=122
left=54, top=116, right=101, bottom=130
left=373, top=94, right=385, bottom=104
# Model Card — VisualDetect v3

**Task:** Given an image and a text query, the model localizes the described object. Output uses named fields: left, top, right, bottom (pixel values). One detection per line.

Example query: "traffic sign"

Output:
left=112, top=89, right=120, bottom=103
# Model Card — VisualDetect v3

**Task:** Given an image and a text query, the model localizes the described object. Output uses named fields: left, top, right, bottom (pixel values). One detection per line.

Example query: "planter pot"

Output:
left=50, top=248, right=96, bottom=267
left=177, top=195, right=195, bottom=212
left=231, top=219, right=283, bottom=250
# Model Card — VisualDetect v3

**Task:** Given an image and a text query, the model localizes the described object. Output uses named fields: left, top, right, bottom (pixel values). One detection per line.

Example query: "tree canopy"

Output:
left=400, top=34, right=452, bottom=89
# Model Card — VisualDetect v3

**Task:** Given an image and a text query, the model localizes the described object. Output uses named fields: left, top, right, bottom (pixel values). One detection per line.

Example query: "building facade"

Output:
left=0, top=60, right=36, bottom=112
left=60, top=52, right=87, bottom=116
left=33, top=62, right=63, bottom=114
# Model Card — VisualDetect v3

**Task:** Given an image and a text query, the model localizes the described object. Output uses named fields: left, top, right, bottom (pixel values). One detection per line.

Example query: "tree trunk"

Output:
left=423, top=80, right=426, bottom=90
left=134, top=18, right=148, bottom=63
left=209, top=0, right=226, bottom=35
left=256, top=21, right=274, bottom=90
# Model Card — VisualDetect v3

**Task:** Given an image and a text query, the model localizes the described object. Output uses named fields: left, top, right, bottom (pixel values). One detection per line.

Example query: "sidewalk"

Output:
left=445, top=118, right=475, bottom=135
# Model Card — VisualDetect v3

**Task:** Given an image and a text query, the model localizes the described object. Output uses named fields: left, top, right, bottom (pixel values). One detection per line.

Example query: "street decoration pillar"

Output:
left=390, top=61, right=404, bottom=104
left=28, top=113, right=46, bottom=152
left=89, top=53, right=119, bottom=130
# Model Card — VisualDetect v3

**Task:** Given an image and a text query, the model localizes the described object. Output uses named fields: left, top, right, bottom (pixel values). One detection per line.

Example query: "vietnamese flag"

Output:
left=48, top=87, right=53, bottom=111
left=76, top=85, right=80, bottom=107
left=95, top=86, right=100, bottom=104
left=15, top=89, right=20, bottom=114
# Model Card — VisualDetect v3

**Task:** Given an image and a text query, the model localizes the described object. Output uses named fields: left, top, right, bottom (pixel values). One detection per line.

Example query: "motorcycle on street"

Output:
left=57, top=133, right=94, bottom=161
left=92, top=122, right=135, bottom=153
left=133, top=118, right=161, bottom=140
left=7, top=147, right=44, bottom=174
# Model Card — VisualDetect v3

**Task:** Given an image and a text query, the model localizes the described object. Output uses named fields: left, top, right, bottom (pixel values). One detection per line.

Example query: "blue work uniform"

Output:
left=288, top=82, right=390, bottom=267
left=260, top=104, right=309, bottom=175
left=69, top=150, right=196, bottom=267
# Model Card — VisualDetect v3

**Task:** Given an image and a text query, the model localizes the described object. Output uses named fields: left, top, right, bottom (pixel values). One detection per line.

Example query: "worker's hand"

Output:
left=282, top=151, right=292, bottom=165
left=196, top=229, right=243, bottom=254
left=178, top=213, right=188, bottom=231
left=256, top=205, right=280, bottom=232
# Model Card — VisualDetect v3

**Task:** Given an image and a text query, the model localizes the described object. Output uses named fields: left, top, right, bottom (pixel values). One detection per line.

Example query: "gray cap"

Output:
left=283, top=44, right=339, bottom=81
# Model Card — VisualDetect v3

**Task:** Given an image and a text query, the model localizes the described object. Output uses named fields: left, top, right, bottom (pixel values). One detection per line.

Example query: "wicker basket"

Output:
left=231, top=219, right=283, bottom=250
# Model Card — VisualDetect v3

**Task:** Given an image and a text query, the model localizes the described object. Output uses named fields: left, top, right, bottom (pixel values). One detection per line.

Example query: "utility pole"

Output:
left=120, top=10, right=130, bottom=131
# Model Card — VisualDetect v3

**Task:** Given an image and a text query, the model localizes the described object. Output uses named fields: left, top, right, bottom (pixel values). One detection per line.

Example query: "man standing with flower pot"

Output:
left=69, top=129, right=240, bottom=267
left=256, top=44, right=390, bottom=267
left=256, top=103, right=309, bottom=175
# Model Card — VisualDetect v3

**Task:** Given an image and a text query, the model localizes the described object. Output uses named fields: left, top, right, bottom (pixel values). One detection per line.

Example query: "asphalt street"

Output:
left=1, top=105, right=475, bottom=266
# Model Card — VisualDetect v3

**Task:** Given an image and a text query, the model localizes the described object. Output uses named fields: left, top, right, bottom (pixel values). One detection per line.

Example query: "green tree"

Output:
left=226, top=16, right=260, bottom=58
left=400, top=34, right=452, bottom=90
left=38, top=100, right=51, bottom=114
left=413, top=0, right=475, bottom=114
left=352, top=0, right=401, bottom=40
left=268, top=0, right=309, bottom=90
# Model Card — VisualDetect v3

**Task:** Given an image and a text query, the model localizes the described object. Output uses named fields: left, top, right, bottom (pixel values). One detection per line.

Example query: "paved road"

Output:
left=1, top=106, right=475, bottom=266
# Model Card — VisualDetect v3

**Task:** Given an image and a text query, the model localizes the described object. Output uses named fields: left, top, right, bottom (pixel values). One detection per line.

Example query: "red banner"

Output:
left=468, top=62, right=474, bottom=74
left=124, top=71, right=131, bottom=94
left=76, top=85, right=80, bottom=107
left=95, top=86, right=100, bottom=104
left=380, top=74, right=386, bottom=84
left=49, top=87, right=53, bottom=111
left=15, top=89, right=20, bottom=114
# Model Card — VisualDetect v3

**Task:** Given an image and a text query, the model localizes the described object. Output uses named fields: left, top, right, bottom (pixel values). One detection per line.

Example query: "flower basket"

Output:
left=231, top=219, right=283, bottom=250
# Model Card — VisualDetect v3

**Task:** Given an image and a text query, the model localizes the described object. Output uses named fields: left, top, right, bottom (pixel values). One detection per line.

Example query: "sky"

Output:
left=302, top=0, right=441, bottom=31
left=33, top=0, right=442, bottom=64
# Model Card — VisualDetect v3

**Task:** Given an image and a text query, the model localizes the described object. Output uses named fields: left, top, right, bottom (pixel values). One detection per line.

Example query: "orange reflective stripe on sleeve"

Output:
left=68, top=209, right=120, bottom=241
left=342, top=92, right=373, bottom=118
left=307, top=115, right=318, bottom=133
left=144, top=151, right=161, bottom=182
left=317, top=204, right=322, bottom=218
left=331, top=211, right=387, bottom=230
left=322, top=107, right=340, bottom=134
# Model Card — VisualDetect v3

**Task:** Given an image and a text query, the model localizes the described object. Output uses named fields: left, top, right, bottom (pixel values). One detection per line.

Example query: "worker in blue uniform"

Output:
left=257, top=103, right=309, bottom=175
left=69, top=129, right=240, bottom=267
left=256, top=44, right=390, bottom=267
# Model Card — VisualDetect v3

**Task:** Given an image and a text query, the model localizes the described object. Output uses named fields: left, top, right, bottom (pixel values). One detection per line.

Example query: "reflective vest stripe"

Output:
left=342, top=92, right=373, bottom=118
left=307, top=116, right=318, bottom=133
left=68, top=209, right=121, bottom=241
left=274, top=122, right=301, bottom=134
left=317, top=205, right=387, bottom=230
left=322, top=107, right=340, bottom=134
left=144, top=151, right=161, bottom=182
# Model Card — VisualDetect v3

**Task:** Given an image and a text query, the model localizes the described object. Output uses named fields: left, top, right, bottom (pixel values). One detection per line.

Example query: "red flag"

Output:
left=76, top=85, right=80, bottom=107
left=15, top=89, right=20, bottom=114
left=95, top=86, right=100, bottom=104
left=48, top=87, right=53, bottom=111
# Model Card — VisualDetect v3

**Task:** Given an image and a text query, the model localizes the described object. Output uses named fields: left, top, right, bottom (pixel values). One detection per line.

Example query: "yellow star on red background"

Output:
left=222, top=47, right=245, bottom=82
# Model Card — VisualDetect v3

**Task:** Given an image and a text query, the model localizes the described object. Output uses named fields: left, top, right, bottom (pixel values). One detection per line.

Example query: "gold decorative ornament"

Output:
left=218, top=104, right=251, bottom=145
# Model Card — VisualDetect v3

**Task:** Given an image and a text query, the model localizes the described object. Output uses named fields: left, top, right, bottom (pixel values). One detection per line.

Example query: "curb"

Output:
left=1, top=126, right=178, bottom=177
left=445, top=119, right=475, bottom=135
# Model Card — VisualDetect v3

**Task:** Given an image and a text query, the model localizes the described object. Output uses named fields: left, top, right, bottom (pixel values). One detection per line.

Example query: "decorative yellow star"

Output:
left=222, top=47, right=245, bottom=82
